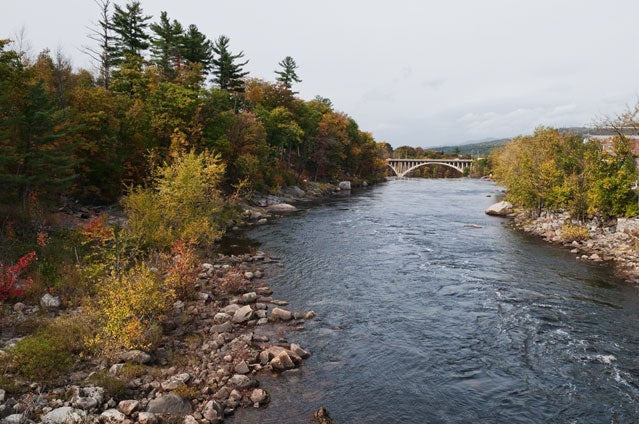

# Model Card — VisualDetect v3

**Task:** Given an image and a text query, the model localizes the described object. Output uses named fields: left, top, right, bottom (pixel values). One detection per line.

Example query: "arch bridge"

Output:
left=386, top=158, right=476, bottom=178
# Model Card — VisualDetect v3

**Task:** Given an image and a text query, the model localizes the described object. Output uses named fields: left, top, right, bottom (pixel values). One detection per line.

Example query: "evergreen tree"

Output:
left=182, top=24, right=213, bottom=74
left=0, top=45, right=78, bottom=207
left=110, top=1, right=151, bottom=64
left=150, top=11, right=184, bottom=80
left=211, top=35, right=249, bottom=94
left=275, top=56, right=301, bottom=91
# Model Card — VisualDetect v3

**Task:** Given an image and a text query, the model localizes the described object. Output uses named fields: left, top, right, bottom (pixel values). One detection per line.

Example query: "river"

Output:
left=229, top=178, right=639, bottom=423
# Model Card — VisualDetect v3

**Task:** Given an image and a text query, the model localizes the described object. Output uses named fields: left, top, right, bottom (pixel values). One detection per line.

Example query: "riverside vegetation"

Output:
left=490, top=124, right=639, bottom=283
left=0, top=0, right=391, bottom=422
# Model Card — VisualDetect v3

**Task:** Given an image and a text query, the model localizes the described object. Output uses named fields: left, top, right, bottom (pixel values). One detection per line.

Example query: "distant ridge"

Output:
left=433, top=127, right=595, bottom=156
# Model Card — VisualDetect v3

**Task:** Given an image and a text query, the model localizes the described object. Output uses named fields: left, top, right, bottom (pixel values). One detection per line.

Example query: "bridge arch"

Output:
left=386, top=158, right=474, bottom=178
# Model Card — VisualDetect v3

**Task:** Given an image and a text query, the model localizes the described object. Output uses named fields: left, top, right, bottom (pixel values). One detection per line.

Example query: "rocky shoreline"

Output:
left=0, top=252, right=320, bottom=424
left=487, top=202, right=639, bottom=284
left=0, top=182, right=360, bottom=424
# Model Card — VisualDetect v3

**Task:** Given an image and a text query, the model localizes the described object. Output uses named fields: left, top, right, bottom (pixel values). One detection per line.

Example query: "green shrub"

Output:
left=9, top=313, right=94, bottom=383
left=11, top=333, right=73, bottom=382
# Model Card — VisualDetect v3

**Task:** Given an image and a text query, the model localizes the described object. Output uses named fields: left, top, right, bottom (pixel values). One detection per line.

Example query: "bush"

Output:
left=122, top=150, right=226, bottom=249
left=162, top=240, right=199, bottom=300
left=93, top=262, right=173, bottom=352
left=560, top=223, right=590, bottom=242
left=0, top=251, right=36, bottom=302
left=9, top=312, right=94, bottom=383
left=11, top=332, right=73, bottom=382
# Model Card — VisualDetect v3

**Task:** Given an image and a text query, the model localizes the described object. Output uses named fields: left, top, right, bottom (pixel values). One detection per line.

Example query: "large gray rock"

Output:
left=485, top=201, right=513, bottom=217
left=202, top=400, right=223, bottom=423
left=270, top=307, right=292, bottom=321
left=227, top=374, right=256, bottom=389
left=279, top=186, right=305, bottom=198
left=137, top=412, right=157, bottom=424
left=232, top=305, right=254, bottom=323
left=267, top=203, right=298, bottom=213
left=146, top=393, right=192, bottom=416
left=41, top=407, right=85, bottom=424
left=100, top=409, right=126, bottom=423
left=160, top=373, right=191, bottom=391
left=119, top=349, right=152, bottom=364
left=117, top=400, right=139, bottom=416
left=338, top=181, right=351, bottom=190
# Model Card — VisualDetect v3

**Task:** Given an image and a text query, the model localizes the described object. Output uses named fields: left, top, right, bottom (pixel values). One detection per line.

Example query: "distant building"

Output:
left=585, top=128, right=639, bottom=156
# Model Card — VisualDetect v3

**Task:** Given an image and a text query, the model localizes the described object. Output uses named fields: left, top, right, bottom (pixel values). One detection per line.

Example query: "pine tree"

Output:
left=182, top=24, right=213, bottom=74
left=110, top=1, right=151, bottom=64
left=275, top=56, right=301, bottom=91
left=150, top=11, right=184, bottom=80
left=0, top=47, right=78, bottom=207
left=211, top=35, right=249, bottom=94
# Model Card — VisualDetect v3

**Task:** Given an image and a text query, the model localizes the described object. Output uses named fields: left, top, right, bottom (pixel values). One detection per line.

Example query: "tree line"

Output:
left=491, top=126, right=638, bottom=219
left=0, top=0, right=389, bottom=210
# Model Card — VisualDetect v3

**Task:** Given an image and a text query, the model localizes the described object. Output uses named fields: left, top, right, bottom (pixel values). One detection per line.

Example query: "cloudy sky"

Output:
left=3, top=0, right=639, bottom=147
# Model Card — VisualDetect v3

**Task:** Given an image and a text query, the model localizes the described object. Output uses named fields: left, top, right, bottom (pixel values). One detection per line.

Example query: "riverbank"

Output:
left=0, top=251, right=318, bottom=423
left=0, top=181, right=360, bottom=424
left=508, top=209, right=639, bottom=284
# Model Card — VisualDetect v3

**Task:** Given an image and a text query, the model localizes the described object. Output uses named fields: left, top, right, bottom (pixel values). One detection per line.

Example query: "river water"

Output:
left=229, top=178, right=639, bottom=423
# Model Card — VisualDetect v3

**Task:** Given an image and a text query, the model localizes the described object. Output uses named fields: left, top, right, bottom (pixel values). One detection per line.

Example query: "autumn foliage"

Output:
left=0, top=251, right=36, bottom=301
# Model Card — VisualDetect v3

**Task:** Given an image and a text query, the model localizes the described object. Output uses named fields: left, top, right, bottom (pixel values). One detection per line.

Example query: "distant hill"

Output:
left=433, top=127, right=595, bottom=157
left=432, top=138, right=510, bottom=156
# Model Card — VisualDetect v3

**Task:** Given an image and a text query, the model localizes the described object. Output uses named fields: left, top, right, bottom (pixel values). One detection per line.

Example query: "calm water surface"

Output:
left=229, top=179, right=639, bottom=423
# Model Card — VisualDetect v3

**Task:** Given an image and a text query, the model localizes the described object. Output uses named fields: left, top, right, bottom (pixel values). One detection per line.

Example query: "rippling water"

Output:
left=229, top=179, right=639, bottom=423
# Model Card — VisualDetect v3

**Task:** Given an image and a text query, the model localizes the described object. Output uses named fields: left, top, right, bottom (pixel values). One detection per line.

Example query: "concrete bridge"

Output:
left=386, top=158, right=475, bottom=178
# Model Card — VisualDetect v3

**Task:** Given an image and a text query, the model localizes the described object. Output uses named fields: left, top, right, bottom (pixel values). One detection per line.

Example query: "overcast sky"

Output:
left=3, top=0, right=639, bottom=147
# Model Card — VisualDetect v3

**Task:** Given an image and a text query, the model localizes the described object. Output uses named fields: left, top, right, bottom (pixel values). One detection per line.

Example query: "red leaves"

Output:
left=0, top=251, right=37, bottom=302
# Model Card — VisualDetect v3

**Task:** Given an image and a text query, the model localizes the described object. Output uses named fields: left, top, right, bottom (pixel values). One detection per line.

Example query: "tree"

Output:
left=211, top=35, right=249, bottom=94
left=83, top=0, right=113, bottom=89
left=0, top=51, right=78, bottom=207
left=182, top=24, right=213, bottom=75
left=150, top=11, right=184, bottom=80
left=275, top=56, right=301, bottom=92
left=110, top=1, right=151, bottom=64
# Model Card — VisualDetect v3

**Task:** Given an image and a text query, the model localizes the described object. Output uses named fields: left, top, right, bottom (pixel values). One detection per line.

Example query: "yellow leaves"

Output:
left=96, top=263, right=173, bottom=351
left=122, top=149, right=226, bottom=249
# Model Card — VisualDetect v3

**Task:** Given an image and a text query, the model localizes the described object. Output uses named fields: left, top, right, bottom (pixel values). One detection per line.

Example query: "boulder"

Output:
left=250, top=388, right=269, bottom=405
left=160, top=373, right=191, bottom=391
left=100, top=409, right=126, bottom=423
left=117, top=400, right=139, bottom=416
left=119, top=349, right=152, bottom=364
left=146, top=393, right=192, bottom=416
left=41, top=407, right=85, bottom=424
left=137, top=412, right=157, bottom=424
left=485, top=201, right=513, bottom=217
left=290, top=343, right=311, bottom=359
left=1, top=415, right=24, bottom=424
left=270, top=351, right=296, bottom=370
left=270, top=307, right=292, bottom=321
left=227, top=374, right=256, bottom=389
left=232, top=305, right=254, bottom=323
left=267, top=203, right=298, bottom=213
left=338, top=181, right=351, bottom=191
left=40, top=293, right=61, bottom=309
left=210, top=321, right=234, bottom=334
left=234, top=360, right=250, bottom=374
left=202, top=400, right=223, bottom=423
left=279, top=186, right=305, bottom=198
